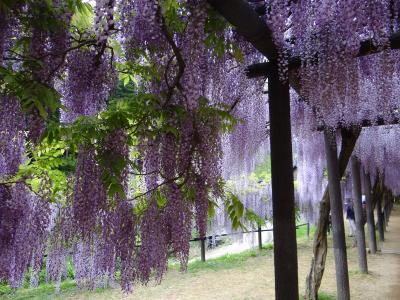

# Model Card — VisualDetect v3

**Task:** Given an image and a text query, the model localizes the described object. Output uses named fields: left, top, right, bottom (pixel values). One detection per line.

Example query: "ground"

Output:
left=4, top=207, right=400, bottom=300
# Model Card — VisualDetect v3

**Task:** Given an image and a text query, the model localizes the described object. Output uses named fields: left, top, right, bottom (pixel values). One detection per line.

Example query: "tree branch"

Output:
left=158, top=5, right=186, bottom=105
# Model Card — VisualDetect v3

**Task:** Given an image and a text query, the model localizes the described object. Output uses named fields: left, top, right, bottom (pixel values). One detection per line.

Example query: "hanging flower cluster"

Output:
left=354, top=126, right=400, bottom=195
left=2, top=0, right=400, bottom=296
left=94, top=0, right=116, bottom=43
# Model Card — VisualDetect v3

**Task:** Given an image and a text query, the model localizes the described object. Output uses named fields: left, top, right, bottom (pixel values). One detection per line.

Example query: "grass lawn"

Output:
left=2, top=222, right=399, bottom=299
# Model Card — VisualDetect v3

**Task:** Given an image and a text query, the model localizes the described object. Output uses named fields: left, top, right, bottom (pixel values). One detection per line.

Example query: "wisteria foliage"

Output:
left=0, top=0, right=257, bottom=292
left=1, top=0, right=400, bottom=295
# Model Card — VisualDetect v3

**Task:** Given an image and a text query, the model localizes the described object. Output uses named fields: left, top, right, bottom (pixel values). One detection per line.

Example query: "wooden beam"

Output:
left=207, top=0, right=278, bottom=61
left=246, top=31, right=400, bottom=78
left=315, top=116, right=400, bottom=131
left=358, top=31, right=400, bottom=56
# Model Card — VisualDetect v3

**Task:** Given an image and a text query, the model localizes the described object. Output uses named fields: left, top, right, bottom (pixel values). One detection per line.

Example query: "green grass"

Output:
left=1, top=280, right=112, bottom=300
left=318, top=291, right=336, bottom=300
left=296, top=223, right=315, bottom=245
left=182, top=243, right=274, bottom=274
left=300, top=291, right=336, bottom=300
left=1, top=225, right=312, bottom=299
left=348, top=269, right=371, bottom=278
left=1, top=280, right=77, bottom=300
left=0, top=282, right=12, bottom=295
left=296, top=224, right=310, bottom=237
left=0, top=245, right=275, bottom=299
left=171, top=224, right=309, bottom=274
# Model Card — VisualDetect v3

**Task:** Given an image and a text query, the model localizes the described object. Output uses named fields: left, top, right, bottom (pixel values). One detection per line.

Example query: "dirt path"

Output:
left=382, top=206, right=400, bottom=254
left=381, top=206, right=400, bottom=298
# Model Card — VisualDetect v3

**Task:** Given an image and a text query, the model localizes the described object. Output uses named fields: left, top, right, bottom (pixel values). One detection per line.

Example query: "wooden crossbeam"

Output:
left=316, top=116, right=400, bottom=131
left=246, top=31, right=400, bottom=78
left=207, top=0, right=278, bottom=61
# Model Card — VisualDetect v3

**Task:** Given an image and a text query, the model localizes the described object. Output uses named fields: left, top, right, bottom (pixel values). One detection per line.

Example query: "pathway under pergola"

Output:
left=382, top=205, right=400, bottom=255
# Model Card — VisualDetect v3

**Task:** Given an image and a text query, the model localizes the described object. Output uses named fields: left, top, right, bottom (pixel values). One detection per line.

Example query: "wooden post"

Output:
left=307, top=222, right=310, bottom=238
left=376, top=193, right=385, bottom=242
left=327, top=217, right=331, bottom=235
left=362, top=170, right=377, bottom=254
left=384, top=194, right=390, bottom=227
left=305, top=128, right=360, bottom=300
left=200, top=238, right=206, bottom=262
left=389, top=197, right=394, bottom=216
left=384, top=205, right=388, bottom=230
left=351, top=157, right=368, bottom=273
left=389, top=196, right=393, bottom=215
left=383, top=192, right=388, bottom=231
left=258, top=226, right=263, bottom=250
left=268, top=62, right=299, bottom=300
left=324, top=129, right=350, bottom=300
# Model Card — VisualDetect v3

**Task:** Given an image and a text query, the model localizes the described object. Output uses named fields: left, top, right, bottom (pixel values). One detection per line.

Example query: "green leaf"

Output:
left=156, top=190, right=167, bottom=208
left=108, top=182, right=126, bottom=199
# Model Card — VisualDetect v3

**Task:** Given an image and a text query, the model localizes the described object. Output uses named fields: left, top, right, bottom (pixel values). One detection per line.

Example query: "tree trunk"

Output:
left=268, top=62, right=299, bottom=300
left=362, top=170, right=377, bottom=254
left=305, top=128, right=360, bottom=300
left=351, top=157, right=368, bottom=273
left=324, top=129, right=351, bottom=300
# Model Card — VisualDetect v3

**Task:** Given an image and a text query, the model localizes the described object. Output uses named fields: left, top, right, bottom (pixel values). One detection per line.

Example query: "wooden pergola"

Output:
left=207, top=1, right=400, bottom=299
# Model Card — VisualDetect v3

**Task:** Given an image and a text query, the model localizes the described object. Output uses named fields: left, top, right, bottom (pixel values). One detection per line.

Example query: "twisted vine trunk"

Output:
left=305, top=128, right=360, bottom=300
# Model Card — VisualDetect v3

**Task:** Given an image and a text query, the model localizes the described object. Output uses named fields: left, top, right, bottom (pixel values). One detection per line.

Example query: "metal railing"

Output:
left=192, top=223, right=310, bottom=262
left=42, top=224, right=311, bottom=262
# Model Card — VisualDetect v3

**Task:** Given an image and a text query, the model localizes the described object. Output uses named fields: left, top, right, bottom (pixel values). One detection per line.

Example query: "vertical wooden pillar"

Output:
left=268, top=62, right=299, bottom=300
left=305, top=128, right=360, bottom=300
left=376, top=193, right=385, bottom=242
left=200, top=238, right=206, bottom=262
left=258, top=227, right=263, bottom=250
left=383, top=192, right=388, bottom=231
left=388, top=196, right=393, bottom=217
left=384, top=194, right=390, bottom=228
left=384, top=207, right=389, bottom=229
left=362, top=170, right=377, bottom=254
left=389, top=197, right=394, bottom=216
left=324, top=129, right=350, bottom=300
left=351, top=157, right=368, bottom=273
left=307, top=222, right=310, bottom=238
left=327, top=219, right=331, bottom=235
